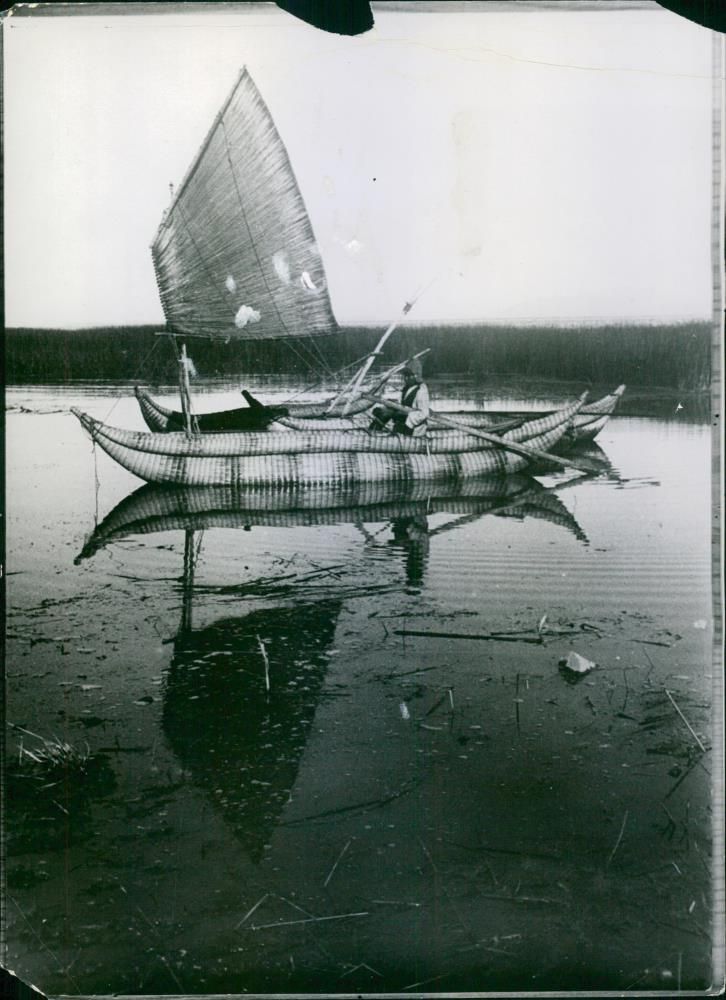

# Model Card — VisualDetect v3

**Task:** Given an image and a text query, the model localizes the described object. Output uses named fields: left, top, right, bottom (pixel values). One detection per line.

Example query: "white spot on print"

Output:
left=272, top=251, right=291, bottom=284
left=300, top=271, right=318, bottom=291
left=234, top=304, right=261, bottom=328
left=225, top=274, right=236, bottom=293
left=346, top=238, right=363, bottom=255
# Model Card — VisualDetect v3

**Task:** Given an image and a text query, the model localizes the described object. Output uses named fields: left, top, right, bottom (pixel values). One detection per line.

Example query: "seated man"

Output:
left=369, top=357, right=430, bottom=437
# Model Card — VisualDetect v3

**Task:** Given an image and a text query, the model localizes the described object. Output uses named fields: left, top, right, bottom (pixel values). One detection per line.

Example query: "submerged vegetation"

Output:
left=10, top=725, right=93, bottom=781
left=4, top=321, right=711, bottom=390
left=7, top=725, right=117, bottom=856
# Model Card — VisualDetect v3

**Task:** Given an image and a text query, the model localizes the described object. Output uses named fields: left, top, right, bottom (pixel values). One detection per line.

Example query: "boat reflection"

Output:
left=75, top=473, right=588, bottom=563
left=74, top=475, right=589, bottom=857
left=388, top=514, right=430, bottom=586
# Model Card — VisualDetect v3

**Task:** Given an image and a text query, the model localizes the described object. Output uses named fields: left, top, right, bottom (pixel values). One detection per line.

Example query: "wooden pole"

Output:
left=363, top=350, right=431, bottom=397
left=360, top=392, right=600, bottom=475
left=322, top=350, right=430, bottom=418
left=178, top=341, right=194, bottom=438
left=180, top=528, right=195, bottom=635
left=339, top=319, right=400, bottom=415
left=328, top=290, right=428, bottom=414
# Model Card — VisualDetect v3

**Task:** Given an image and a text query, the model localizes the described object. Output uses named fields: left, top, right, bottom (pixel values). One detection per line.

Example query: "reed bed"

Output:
left=5, top=321, right=711, bottom=389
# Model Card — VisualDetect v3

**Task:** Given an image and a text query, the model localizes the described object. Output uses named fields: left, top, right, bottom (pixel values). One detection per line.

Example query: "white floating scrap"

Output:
left=559, top=651, right=596, bottom=676
left=225, top=274, right=237, bottom=293
left=300, top=270, right=319, bottom=291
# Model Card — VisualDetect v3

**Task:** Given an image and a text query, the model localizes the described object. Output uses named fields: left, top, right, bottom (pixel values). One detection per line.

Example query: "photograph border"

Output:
left=1, top=2, right=723, bottom=998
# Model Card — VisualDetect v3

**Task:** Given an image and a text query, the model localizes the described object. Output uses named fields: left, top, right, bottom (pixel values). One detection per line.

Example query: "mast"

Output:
left=330, top=278, right=435, bottom=414
left=178, top=341, right=194, bottom=438
left=338, top=314, right=407, bottom=415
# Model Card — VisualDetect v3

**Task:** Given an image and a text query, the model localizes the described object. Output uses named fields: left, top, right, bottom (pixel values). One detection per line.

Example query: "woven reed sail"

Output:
left=152, top=68, right=337, bottom=341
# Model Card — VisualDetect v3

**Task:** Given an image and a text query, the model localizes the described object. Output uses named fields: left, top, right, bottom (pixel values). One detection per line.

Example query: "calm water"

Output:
left=5, top=378, right=718, bottom=994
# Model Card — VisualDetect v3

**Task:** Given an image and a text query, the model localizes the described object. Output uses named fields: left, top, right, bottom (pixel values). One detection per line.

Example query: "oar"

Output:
left=312, top=351, right=433, bottom=423
left=369, top=350, right=431, bottom=392
left=330, top=278, right=438, bottom=414
left=342, top=350, right=431, bottom=414
left=359, top=392, right=602, bottom=475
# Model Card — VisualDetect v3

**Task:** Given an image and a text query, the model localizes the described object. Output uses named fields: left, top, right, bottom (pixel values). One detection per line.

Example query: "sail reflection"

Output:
left=165, top=597, right=342, bottom=863
left=74, top=475, right=589, bottom=856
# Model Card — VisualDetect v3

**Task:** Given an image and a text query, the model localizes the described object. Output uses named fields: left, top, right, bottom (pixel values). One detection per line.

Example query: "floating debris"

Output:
left=323, top=839, right=351, bottom=888
left=235, top=893, right=269, bottom=929
left=250, top=910, right=369, bottom=931
left=664, top=688, right=707, bottom=753
left=606, top=809, right=629, bottom=867
left=257, top=635, right=270, bottom=692
left=559, top=651, right=596, bottom=680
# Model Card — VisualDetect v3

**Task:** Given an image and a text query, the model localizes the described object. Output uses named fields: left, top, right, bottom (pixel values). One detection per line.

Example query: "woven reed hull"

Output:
left=75, top=396, right=583, bottom=459
left=280, top=386, right=626, bottom=439
left=71, top=402, right=578, bottom=486
left=135, top=385, right=623, bottom=437
left=568, top=413, right=609, bottom=442
left=136, top=388, right=173, bottom=431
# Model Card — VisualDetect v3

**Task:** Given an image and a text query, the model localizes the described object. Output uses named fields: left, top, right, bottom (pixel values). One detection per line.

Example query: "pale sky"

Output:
left=3, top=3, right=717, bottom=328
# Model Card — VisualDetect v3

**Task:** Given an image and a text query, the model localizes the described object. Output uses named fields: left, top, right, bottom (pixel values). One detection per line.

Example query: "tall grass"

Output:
left=4, top=321, right=711, bottom=390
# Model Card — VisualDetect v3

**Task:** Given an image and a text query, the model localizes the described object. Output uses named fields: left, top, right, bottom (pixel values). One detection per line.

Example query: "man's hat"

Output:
left=403, top=357, right=423, bottom=379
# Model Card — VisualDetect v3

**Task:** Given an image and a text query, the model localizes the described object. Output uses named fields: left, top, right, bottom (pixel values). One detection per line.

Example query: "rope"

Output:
left=276, top=335, right=326, bottom=375
left=93, top=441, right=100, bottom=528
left=101, top=334, right=163, bottom=424
left=303, top=333, right=337, bottom=378
left=280, top=349, right=383, bottom=405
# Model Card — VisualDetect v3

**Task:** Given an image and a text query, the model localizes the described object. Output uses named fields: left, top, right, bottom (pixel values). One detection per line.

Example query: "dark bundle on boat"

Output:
left=168, top=391, right=288, bottom=432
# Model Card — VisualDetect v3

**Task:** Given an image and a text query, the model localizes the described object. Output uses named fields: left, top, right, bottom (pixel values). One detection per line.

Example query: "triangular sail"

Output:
left=151, top=68, right=337, bottom=341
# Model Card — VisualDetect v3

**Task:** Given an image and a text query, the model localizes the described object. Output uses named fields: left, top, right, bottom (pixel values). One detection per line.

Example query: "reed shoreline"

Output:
left=5, top=321, right=712, bottom=390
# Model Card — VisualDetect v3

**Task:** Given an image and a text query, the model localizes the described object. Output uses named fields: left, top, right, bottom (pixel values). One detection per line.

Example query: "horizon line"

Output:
left=5, top=315, right=712, bottom=333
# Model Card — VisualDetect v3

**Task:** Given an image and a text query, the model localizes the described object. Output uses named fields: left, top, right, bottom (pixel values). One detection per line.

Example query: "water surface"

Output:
left=5, top=378, right=717, bottom=994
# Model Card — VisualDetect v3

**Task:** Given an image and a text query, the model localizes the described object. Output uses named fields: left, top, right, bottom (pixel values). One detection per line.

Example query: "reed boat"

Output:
left=273, top=384, right=627, bottom=443
left=133, top=384, right=625, bottom=445
left=75, top=69, right=608, bottom=488
left=71, top=394, right=585, bottom=487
